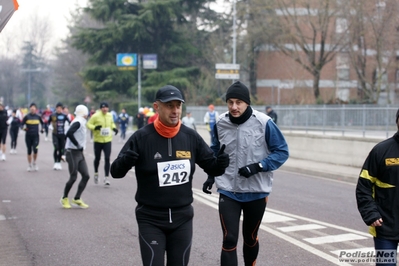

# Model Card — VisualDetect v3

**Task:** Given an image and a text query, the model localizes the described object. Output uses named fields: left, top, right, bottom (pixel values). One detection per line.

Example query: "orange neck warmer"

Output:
left=154, top=117, right=181, bottom=138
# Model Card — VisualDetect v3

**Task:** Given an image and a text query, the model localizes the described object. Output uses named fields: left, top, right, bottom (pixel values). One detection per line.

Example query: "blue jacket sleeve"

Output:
left=210, top=124, right=220, bottom=155
left=261, top=120, right=289, bottom=171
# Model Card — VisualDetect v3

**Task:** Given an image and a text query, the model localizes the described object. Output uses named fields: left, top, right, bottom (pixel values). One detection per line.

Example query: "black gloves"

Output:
left=238, top=163, right=262, bottom=178
left=113, top=128, right=119, bottom=135
left=94, top=125, right=102, bottom=131
left=202, top=176, right=215, bottom=194
left=40, top=129, right=44, bottom=134
left=122, top=141, right=139, bottom=168
left=216, top=144, right=229, bottom=169
left=123, top=150, right=139, bottom=167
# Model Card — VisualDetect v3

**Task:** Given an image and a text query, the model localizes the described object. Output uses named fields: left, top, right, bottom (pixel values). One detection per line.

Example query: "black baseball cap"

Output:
left=100, top=102, right=109, bottom=108
left=56, top=102, right=63, bottom=108
left=155, top=85, right=185, bottom=103
left=29, top=102, right=37, bottom=108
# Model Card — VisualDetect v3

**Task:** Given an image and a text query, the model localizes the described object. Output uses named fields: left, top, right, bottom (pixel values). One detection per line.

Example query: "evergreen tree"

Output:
left=71, top=0, right=229, bottom=105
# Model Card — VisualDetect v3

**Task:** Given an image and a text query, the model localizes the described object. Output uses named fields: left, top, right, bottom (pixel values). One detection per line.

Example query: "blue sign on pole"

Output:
left=116, top=53, right=137, bottom=67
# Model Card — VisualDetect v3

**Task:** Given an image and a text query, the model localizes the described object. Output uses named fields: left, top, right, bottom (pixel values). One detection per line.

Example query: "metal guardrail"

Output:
left=186, top=105, right=398, bottom=138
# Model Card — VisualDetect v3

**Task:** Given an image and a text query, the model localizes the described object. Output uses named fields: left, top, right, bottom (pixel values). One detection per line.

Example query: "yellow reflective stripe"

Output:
left=375, top=180, right=395, bottom=188
left=369, top=226, right=376, bottom=237
left=359, top=169, right=395, bottom=188
left=372, top=186, right=375, bottom=199
left=26, top=120, right=40, bottom=125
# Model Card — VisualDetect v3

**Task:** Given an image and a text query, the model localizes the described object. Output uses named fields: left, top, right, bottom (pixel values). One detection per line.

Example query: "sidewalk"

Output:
left=280, top=157, right=360, bottom=183
left=195, top=125, right=361, bottom=184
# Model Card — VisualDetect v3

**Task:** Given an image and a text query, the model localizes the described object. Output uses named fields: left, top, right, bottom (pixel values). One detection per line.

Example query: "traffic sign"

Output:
left=215, top=63, right=240, bottom=79
left=215, top=63, right=240, bottom=70
left=143, top=54, right=157, bottom=69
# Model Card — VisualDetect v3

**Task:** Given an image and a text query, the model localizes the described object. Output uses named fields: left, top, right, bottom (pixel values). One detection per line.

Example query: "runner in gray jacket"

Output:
left=203, top=81, right=289, bottom=266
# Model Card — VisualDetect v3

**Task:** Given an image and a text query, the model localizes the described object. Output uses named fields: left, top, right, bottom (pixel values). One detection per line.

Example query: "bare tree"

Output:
left=0, top=56, right=20, bottom=107
left=249, top=0, right=350, bottom=101
left=51, top=10, right=101, bottom=106
left=0, top=11, right=56, bottom=107
left=343, top=0, right=399, bottom=104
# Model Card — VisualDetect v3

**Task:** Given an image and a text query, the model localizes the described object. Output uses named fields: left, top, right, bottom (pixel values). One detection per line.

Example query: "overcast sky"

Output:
left=0, top=0, right=86, bottom=57
left=0, top=0, right=230, bottom=57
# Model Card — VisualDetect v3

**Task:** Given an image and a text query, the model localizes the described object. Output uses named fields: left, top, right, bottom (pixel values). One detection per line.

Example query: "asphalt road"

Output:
left=0, top=130, right=378, bottom=266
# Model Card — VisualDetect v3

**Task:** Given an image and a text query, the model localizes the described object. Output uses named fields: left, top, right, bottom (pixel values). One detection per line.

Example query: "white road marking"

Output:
left=263, top=212, right=296, bottom=223
left=2, top=200, right=11, bottom=203
left=266, top=208, right=371, bottom=238
left=0, top=215, right=6, bottom=221
left=192, top=188, right=364, bottom=266
left=260, top=224, right=352, bottom=266
left=278, top=224, right=326, bottom=232
left=304, top=233, right=367, bottom=245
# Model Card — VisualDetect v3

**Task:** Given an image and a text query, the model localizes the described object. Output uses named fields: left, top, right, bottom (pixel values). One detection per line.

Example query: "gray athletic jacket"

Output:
left=214, top=109, right=276, bottom=193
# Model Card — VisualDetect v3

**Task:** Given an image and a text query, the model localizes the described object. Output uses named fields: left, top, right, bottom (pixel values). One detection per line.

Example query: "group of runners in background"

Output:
left=0, top=101, right=130, bottom=209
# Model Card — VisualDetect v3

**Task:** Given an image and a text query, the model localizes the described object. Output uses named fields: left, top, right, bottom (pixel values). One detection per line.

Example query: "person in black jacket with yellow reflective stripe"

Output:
left=110, top=85, right=229, bottom=266
left=21, top=103, right=44, bottom=171
left=356, top=109, right=399, bottom=264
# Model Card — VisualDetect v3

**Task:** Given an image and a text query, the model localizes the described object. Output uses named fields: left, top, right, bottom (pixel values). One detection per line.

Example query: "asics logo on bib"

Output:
left=163, top=163, right=186, bottom=172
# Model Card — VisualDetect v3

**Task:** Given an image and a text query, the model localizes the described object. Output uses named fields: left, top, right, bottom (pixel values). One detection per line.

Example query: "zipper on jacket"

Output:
left=103, top=114, right=108, bottom=128
left=169, top=208, right=173, bottom=223
left=168, top=138, right=172, bottom=156
left=233, top=125, right=239, bottom=193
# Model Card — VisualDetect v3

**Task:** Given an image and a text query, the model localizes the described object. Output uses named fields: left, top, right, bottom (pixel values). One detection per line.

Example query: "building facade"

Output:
left=253, top=0, right=399, bottom=105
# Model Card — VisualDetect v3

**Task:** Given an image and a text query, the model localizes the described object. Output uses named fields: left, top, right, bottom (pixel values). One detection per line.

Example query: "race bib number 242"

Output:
left=157, top=159, right=191, bottom=187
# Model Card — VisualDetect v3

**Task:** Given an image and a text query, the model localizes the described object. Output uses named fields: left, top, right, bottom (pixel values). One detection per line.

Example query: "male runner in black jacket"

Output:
left=111, top=85, right=229, bottom=266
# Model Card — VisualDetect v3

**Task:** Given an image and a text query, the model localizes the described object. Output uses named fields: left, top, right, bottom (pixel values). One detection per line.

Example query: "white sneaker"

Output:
left=45, top=137, right=48, bottom=141
left=33, top=163, right=39, bottom=171
left=53, top=163, right=58, bottom=170
left=104, top=177, right=110, bottom=186
left=27, top=165, right=32, bottom=172
left=57, top=163, right=62, bottom=170
left=1, top=154, right=5, bottom=161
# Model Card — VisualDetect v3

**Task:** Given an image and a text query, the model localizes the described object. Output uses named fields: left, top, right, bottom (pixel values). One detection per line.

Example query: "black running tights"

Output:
left=218, top=194, right=267, bottom=266
left=93, top=141, right=111, bottom=176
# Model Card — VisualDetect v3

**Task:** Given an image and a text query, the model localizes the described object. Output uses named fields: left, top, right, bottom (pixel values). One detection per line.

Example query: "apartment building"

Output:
left=253, top=0, right=399, bottom=105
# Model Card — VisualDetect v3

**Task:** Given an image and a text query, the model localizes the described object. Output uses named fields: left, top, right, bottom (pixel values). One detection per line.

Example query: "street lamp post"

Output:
left=20, top=68, right=45, bottom=105
left=138, top=53, right=141, bottom=112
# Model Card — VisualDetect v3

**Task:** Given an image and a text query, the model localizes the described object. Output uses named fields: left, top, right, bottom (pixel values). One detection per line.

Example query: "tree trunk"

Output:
left=313, top=71, right=321, bottom=100
left=249, top=41, right=257, bottom=97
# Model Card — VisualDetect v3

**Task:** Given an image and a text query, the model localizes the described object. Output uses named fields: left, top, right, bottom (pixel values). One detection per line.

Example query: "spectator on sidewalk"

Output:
left=203, top=104, right=219, bottom=145
left=266, top=106, right=278, bottom=125
left=182, top=111, right=196, bottom=131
